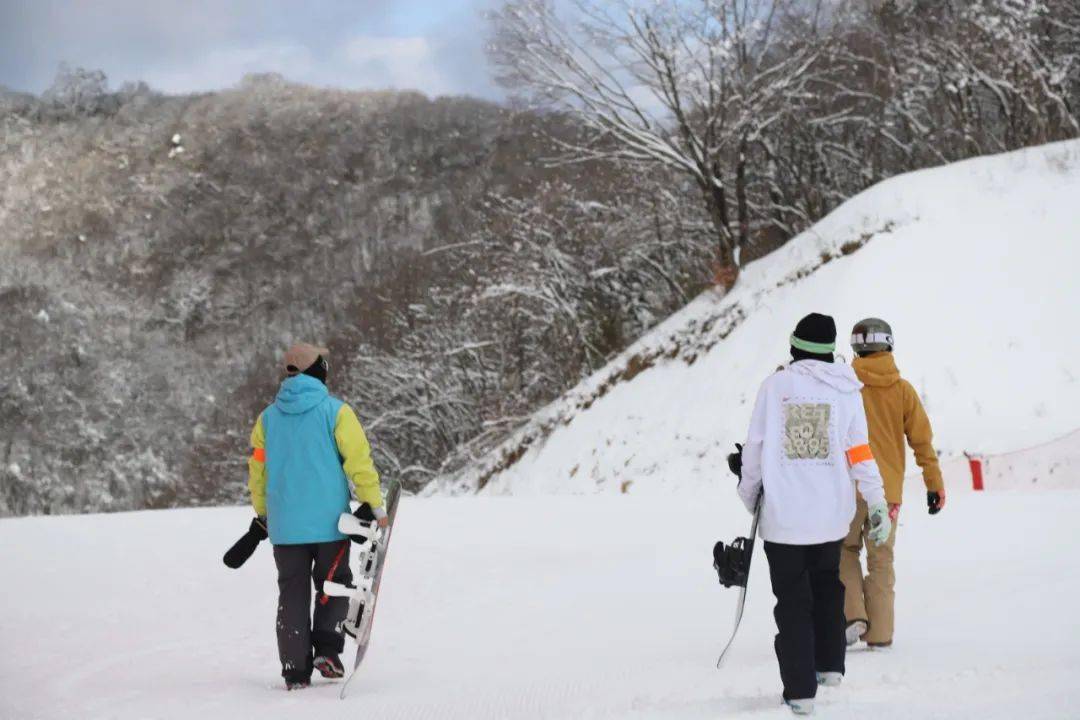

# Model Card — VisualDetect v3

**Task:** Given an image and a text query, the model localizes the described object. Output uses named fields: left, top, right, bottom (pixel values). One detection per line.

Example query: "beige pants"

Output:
left=840, top=496, right=899, bottom=644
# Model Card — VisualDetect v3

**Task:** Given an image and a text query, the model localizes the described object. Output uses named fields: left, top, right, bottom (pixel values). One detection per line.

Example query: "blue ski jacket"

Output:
left=247, top=374, right=382, bottom=545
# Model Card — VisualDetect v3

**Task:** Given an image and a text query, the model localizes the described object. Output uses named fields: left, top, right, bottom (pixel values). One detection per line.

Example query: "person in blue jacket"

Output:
left=247, top=342, right=386, bottom=690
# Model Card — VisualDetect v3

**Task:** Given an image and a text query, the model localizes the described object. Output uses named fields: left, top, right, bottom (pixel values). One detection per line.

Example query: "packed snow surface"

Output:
left=437, top=140, right=1080, bottom=496
left=2, top=482, right=1078, bottom=719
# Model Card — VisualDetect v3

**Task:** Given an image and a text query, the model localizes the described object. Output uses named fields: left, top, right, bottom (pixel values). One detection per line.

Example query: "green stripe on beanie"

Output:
left=790, top=334, right=836, bottom=354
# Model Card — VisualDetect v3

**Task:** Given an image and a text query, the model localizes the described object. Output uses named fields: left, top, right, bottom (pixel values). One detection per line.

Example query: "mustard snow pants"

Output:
left=840, top=496, right=899, bottom=645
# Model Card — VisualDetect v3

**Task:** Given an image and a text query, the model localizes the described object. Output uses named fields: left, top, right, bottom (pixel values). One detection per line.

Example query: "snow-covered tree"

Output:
left=490, top=0, right=836, bottom=280
left=830, top=0, right=1079, bottom=170
left=41, top=63, right=118, bottom=118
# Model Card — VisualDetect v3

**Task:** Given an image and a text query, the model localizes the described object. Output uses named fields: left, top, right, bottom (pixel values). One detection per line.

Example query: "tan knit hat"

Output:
left=283, top=342, right=329, bottom=375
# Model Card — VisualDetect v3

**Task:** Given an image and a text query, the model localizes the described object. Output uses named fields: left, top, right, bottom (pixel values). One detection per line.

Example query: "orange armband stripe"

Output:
left=845, top=444, right=873, bottom=466
left=251, top=447, right=266, bottom=463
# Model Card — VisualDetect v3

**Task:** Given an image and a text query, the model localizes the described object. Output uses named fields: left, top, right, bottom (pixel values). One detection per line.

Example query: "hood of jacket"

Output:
left=788, top=359, right=863, bottom=394
left=274, top=373, right=329, bottom=415
left=852, top=352, right=901, bottom=388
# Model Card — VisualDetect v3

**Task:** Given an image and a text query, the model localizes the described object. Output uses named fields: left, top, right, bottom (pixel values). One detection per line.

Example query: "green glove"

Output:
left=868, top=502, right=892, bottom=546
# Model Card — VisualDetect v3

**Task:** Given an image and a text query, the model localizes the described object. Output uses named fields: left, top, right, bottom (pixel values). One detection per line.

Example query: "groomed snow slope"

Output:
left=438, top=140, right=1080, bottom=497
left=2, top=487, right=1079, bottom=720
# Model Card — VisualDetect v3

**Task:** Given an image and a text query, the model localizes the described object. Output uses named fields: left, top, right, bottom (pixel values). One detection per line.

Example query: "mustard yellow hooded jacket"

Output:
left=852, top=352, right=943, bottom=504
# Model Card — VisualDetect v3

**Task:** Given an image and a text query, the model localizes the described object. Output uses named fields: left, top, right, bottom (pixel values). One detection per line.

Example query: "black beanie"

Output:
left=790, top=313, right=836, bottom=363
left=302, top=355, right=328, bottom=384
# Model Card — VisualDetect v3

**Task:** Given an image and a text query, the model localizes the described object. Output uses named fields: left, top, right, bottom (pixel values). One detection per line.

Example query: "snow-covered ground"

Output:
left=2, top=480, right=1078, bottom=719
left=5, top=144, right=1079, bottom=720
left=432, top=140, right=1080, bottom=496
left=969, top=428, right=1080, bottom=491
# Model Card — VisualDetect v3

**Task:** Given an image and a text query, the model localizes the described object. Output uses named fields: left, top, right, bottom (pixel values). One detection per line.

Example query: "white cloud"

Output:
left=3, top=1, right=503, bottom=99
left=138, top=44, right=316, bottom=94
left=340, top=36, right=456, bottom=96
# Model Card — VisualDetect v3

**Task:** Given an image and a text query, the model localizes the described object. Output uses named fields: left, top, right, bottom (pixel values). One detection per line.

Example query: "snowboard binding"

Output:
left=712, top=536, right=753, bottom=588
left=325, top=506, right=384, bottom=640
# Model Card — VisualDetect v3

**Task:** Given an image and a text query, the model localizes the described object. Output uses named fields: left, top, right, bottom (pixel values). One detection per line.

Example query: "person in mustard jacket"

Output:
left=841, top=318, right=945, bottom=648
left=247, top=342, right=386, bottom=690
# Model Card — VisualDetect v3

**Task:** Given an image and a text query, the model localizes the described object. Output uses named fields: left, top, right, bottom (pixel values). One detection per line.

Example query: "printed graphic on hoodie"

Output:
left=783, top=402, right=831, bottom=460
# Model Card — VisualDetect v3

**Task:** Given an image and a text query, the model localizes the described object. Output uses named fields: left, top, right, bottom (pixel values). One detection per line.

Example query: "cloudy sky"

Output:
left=0, top=0, right=504, bottom=99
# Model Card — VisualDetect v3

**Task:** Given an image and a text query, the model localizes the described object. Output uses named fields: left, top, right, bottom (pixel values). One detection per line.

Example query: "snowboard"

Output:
left=715, top=497, right=761, bottom=669
left=323, top=478, right=402, bottom=698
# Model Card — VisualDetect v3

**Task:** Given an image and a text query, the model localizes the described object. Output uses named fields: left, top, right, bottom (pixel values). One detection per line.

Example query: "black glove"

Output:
left=927, top=491, right=943, bottom=515
left=341, top=503, right=377, bottom=544
left=223, top=516, right=268, bottom=569
left=727, top=443, right=743, bottom=479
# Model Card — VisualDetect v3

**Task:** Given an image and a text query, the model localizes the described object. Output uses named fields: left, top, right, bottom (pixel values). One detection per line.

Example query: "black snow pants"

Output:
left=763, top=539, right=846, bottom=701
left=272, top=540, right=352, bottom=682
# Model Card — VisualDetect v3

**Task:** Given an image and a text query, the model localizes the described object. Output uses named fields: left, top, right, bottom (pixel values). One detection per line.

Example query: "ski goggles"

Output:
left=851, top=331, right=894, bottom=347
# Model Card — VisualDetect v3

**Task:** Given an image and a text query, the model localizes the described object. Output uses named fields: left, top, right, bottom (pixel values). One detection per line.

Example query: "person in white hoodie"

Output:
left=736, top=313, right=891, bottom=716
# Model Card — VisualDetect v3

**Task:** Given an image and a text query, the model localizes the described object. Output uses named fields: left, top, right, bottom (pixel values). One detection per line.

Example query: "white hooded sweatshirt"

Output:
left=737, top=360, right=886, bottom=545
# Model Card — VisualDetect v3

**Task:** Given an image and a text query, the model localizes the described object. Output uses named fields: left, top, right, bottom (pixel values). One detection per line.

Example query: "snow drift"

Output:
left=431, top=140, right=1080, bottom=496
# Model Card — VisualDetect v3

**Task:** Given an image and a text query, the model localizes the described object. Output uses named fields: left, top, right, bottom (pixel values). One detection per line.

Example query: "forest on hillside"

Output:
left=1, top=0, right=1076, bottom=516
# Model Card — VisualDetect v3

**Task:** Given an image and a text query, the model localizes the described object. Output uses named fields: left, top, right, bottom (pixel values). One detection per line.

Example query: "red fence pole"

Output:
left=967, top=454, right=985, bottom=491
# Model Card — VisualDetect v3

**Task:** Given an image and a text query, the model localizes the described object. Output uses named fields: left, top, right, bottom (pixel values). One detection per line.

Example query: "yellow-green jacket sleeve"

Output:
left=248, top=414, right=268, bottom=516
left=335, top=404, right=383, bottom=510
left=902, top=381, right=944, bottom=493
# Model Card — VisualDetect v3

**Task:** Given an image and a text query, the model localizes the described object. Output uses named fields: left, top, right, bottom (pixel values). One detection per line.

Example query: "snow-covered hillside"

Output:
left=433, top=140, right=1080, bottom=496
left=3, top=488, right=1078, bottom=720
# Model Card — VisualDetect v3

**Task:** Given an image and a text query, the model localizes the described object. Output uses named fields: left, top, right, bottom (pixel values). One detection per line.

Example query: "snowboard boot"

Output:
left=845, top=619, right=868, bottom=646
left=314, top=654, right=345, bottom=679
left=816, top=672, right=843, bottom=687
left=867, top=640, right=893, bottom=650
left=283, top=664, right=312, bottom=691
left=784, top=696, right=814, bottom=715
